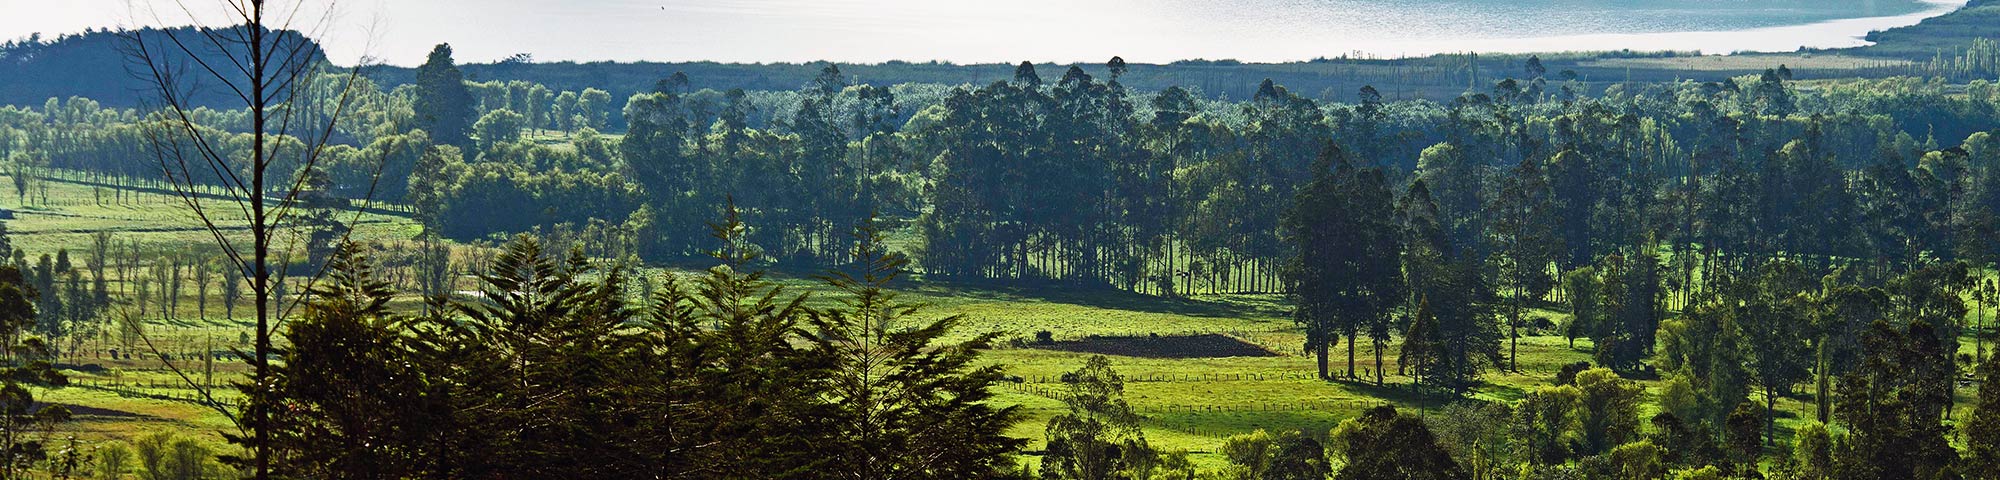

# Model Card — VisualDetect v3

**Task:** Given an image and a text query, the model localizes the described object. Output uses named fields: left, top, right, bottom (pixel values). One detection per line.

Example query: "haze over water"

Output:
left=0, top=0, right=1970, bottom=65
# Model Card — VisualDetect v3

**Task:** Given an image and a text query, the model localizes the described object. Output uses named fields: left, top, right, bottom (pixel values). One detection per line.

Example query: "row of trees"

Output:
left=12, top=53, right=2000, bottom=303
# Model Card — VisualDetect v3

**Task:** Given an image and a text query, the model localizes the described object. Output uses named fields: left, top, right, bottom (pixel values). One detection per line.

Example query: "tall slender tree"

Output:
left=1491, top=156, right=1560, bottom=372
left=128, top=3, right=374, bottom=476
left=1286, top=145, right=1402, bottom=381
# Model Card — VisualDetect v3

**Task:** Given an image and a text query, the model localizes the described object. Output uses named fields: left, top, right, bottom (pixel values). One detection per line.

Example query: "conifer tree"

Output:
left=816, top=217, right=1024, bottom=479
left=414, top=44, right=476, bottom=147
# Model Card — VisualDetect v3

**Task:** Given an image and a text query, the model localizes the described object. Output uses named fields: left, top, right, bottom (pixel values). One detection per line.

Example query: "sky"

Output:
left=0, top=0, right=1970, bottom=67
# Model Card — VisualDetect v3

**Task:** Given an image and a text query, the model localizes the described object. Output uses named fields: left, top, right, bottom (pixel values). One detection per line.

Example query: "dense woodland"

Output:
left=3, top=4, right=2000, bottom=477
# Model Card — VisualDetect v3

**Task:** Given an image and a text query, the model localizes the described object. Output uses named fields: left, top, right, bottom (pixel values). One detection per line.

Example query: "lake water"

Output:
left=394, top=0, right=1966, bottom=64
left=2, top=0, right=1970, bottom=65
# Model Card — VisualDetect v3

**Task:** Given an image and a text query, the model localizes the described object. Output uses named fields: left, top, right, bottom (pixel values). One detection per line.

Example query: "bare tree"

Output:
left=192, top=252, right=213, bottom=320
left=124, top=2, right=379, bottom=477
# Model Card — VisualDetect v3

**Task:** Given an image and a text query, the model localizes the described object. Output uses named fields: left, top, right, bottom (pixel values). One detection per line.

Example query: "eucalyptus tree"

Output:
left=1490, top=155, right=1560, bottom=372
left=1286, top=145, right=1402, bottom=381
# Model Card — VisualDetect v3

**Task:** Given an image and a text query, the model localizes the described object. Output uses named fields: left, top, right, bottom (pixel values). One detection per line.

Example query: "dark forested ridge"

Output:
left=0, top=26, right=327, bottom=108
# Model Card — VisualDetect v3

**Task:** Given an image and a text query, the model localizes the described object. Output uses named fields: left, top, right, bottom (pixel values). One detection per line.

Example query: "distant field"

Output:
left=1583, top=53, right=1914, bottom=72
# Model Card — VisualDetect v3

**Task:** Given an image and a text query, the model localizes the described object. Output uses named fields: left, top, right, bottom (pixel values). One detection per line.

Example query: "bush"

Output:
left=132, top=431, right=220, bottom=480
left=1556, top=362, right=1593, bottom=386
left=94, top=440, right=131, bottom=480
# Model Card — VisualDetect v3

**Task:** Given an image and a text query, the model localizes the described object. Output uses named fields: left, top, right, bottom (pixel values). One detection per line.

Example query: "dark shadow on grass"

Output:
left=47, top=176, right=411, bottom=218
left=1032, top=334, right=1279, bottom=359
left=637, top=255, right=1282, bottom=320
left=48, top=403, right=150, bottom=419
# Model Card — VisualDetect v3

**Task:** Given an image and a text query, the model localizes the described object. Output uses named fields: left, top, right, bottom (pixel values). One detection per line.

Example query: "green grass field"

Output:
left=2, top=174, right=1990, bottom=472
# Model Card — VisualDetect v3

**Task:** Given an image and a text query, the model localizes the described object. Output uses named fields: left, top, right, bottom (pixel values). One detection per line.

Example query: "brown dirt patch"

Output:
left=1034, top=334, right=1278, bottom=359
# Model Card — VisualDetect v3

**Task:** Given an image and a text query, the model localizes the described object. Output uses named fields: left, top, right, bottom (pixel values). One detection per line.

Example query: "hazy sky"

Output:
left=0, top=0, right=1968, bottom=66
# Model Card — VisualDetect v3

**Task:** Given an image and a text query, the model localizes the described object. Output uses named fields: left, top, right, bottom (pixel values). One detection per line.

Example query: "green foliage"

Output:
left=1832, top=320, right=1957, bottom=480
left=1583, top=441, right=1666, bottom=480
left=1286, top=146, right=1404, bottom=382
left=1042, top=355, right=1152, bottom=480
left=1724, top=403, right=1763, bottom=471
left=1492, top=154, right=1561, bottom=371
left=1785, top=422, right=1835, bottom=480
left=0, top=241, right=69, bottom=480
left=1424, top=401, right=1514, bottom=480
left=265, top=212, right=1024, bottom=478
left=1331, top=405, right=1465, bottom=480
left=472, top=108, right=526, bottom=149
left=413, top=44, right=476, bottom=147
left=131, top=432, right=217, bottom=480
left=1221, top=429, right=1331, bottom=480
left=1515, top=384, right=1585, bottom=466
left=268, top=243, right=443, bottom=478
left=1560, top=267, right=1600, bottom=350
left=814, top=217, right=1025, bottom=478
left=1966, top=355, right=2000, bottom=478
left=1592, top=251, right=1661, bottom=372
left=1573, top=368, right=1644, bottom=456
left=1219, top=430, right=1278, bottom=480
left=93, top=440, right=130, bottom=480
left=1267, top=432, right=1331, bottom=480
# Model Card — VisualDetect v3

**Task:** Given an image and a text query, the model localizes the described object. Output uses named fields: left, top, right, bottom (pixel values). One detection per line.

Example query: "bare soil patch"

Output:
left=1034, top=334, right=1277, bottom=359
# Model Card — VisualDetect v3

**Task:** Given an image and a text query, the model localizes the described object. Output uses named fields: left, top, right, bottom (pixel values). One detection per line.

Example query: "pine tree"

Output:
left=270, top=242, right=443, bottom=479
left=0, top=257, right=68, bottom=480
left=413, top=44, right=475, bottom=147
left=816, top=217, right=1024, bottom=479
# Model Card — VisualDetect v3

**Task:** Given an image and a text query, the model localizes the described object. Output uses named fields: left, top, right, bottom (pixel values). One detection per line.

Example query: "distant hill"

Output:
left=0, top=26, right=326, bottom=108
left=1852, top=0, right=2000, bottom=59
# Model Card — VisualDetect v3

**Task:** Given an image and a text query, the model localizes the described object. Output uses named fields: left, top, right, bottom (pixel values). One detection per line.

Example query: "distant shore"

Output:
left=1382, top=0, right=1969, bottom=58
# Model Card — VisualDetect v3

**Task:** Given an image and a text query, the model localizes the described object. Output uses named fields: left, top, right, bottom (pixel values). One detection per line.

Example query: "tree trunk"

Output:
left=1317, top=342, right=1330, bottom=380
left=1347, top=327, right=1358, bottom=380
left=1765, top=386, right=1778, bottom=447
left=1816, top=341, right=1831, bottom=424
left=1374, top=335, right=1385, bottom=386
left=1511, top=287, right=1523, bottom=373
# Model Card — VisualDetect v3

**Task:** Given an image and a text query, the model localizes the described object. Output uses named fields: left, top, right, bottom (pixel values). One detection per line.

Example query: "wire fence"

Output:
left=1013, top=371, right=1321, bottom=384
left=69, top=377, right=245, bottom=408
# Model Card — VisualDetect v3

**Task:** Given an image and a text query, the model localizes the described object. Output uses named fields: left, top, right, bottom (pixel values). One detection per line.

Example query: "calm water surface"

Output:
left=8, top=0, right=1966, bottom=64
left=432, top=0, right=1965, bottom=63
